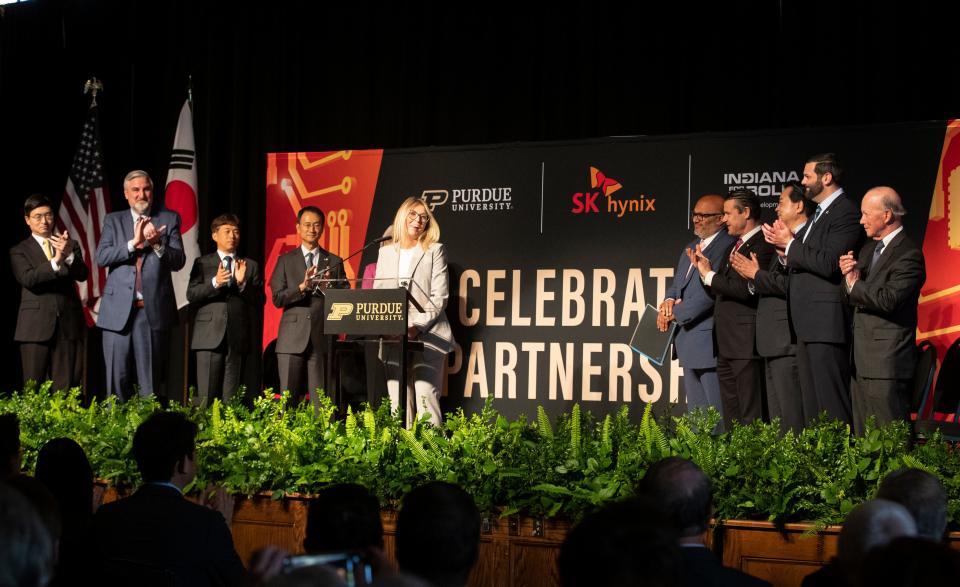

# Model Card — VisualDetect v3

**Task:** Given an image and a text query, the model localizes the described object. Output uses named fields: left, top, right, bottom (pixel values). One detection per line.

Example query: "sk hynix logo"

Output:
left=571, top=166, right=656, bottom=217
left=327, top=303, right=354, bottom=321
left=416, top=186, right=513, bottom=213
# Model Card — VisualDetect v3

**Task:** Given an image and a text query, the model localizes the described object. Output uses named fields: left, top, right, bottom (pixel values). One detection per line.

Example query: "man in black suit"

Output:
left=839, top=187, right=925, bottom=435
left=639, top=457, right=771, bottom=587
left=763, top=153, right=863, bottom=425
left=692, top=190, right=774, bottom=429
left=731, top=183, right=814, bottom=433
left=187, top=214, right=263, bottom=406
left=11, top=194, right=88, bottom=392
left=269, top=206, right=345, bottom=409
left=90, top=411, right=245, bottom=585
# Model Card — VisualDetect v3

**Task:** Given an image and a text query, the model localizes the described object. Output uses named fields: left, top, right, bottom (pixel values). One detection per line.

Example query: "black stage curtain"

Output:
left=1, top=0, right=957, bottom=396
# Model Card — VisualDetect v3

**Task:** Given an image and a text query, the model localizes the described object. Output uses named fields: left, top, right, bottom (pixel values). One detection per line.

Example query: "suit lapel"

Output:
left=408, top=246, right=426, bottom=279
left=121, top=211, right=135, bottom=242
left=678, top=240, right=698, bottom=288
left=24, top=237, right=49, bottom=265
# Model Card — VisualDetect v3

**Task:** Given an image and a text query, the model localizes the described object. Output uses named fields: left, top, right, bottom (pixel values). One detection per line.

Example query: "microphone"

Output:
left=313, top=235, right=390, bottom=292
left=319, top=235, right=391, bottom=275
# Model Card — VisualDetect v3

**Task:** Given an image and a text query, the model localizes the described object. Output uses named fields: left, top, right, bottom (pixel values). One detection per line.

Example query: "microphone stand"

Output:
left=310, top=235, right=390, bottom=294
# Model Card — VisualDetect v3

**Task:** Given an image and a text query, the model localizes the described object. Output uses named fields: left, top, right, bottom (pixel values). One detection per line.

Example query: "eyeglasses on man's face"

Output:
left=691, top=212, right=722, bottom=222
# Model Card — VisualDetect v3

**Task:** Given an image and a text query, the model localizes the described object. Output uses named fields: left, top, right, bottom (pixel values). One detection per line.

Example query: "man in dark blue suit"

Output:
left=91, top=411, right=245, bottom=585
left=96, top=170, right=185, bottom=401
left=763, top=154, right=863, bottom=425
left=639, top=457, right=771, bottom=587
left=658, top=194, right=736, bottom=429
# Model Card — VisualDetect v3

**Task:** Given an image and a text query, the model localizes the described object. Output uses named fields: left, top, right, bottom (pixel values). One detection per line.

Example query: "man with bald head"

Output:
left=658, top=194, right=736, bottom=428
left=839, top=187, right=925, bottom=434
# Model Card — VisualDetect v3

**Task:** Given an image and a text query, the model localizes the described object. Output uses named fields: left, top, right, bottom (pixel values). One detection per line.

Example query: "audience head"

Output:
left=837, top=499, right=916, bottom=579
left=6, top=474, right=62, bottom=544
left=877, top=467, right=947, bottom=540
left=0, top=413, right=21, bottom=479
left=0, top=483, right=54, bottom=587
left=35, top=438, right=94, bottom=531
left=304, top=483, right=384, bottom=553
left=132, top=412, right=198, bottom=485
left=396, top=481, right=480, bottom=587
left=637, top=456, right=712, bottom=540
left=861, top=536, right=960, bottom=585
left=559, top=496, right=682, bottom=587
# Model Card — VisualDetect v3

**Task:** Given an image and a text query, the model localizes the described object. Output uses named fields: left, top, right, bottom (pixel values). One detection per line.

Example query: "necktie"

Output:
left=224, top=255, right=234, bottom=286
left=803, top=206, right=823, bottom=243
left=729, top=238, right=743, bottom=266
left=870, top=241, right=886, bottom=270
left=135, top=253, right=143, bottom=298
left=305, top=252, right=315, bottom=295
left=43, top=239, right=54, bottom=260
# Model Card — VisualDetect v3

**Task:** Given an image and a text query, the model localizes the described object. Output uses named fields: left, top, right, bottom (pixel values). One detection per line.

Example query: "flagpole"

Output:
left=80, top=77, right=102, bottom=404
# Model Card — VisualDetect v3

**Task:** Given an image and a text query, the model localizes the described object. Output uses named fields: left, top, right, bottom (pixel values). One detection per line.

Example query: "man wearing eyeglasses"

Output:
left=657, top=194, right=736, bottom=430
left=270, top=205, right=346, bottom=410
left=11, top=194, right=89, bottom=392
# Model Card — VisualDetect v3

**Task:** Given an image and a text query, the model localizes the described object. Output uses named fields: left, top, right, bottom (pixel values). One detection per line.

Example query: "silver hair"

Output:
left=123, top=169, right=153, bottom=188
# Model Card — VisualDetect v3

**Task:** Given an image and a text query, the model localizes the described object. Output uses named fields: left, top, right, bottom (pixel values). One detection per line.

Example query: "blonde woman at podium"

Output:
left=374, top=197, right=454, bottom=426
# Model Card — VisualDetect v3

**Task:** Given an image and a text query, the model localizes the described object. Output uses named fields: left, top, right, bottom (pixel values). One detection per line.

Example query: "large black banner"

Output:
left=269, top=122, right=952, bottom=420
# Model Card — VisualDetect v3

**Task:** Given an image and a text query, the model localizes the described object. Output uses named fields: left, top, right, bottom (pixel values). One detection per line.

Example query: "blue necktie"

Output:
left=812, top=205, right=823, bottom=224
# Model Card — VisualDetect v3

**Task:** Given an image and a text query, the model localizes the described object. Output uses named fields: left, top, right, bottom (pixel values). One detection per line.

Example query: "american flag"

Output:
left=57, top=106, right=110, bottom=326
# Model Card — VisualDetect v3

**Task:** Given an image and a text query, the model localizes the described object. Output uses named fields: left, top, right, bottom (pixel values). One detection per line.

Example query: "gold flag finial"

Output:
left=83, top=77, right=104, bottom=107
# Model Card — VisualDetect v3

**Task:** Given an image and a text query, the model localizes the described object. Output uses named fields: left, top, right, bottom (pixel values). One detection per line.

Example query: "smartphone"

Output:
left=282, top=551, right=374, bottom=587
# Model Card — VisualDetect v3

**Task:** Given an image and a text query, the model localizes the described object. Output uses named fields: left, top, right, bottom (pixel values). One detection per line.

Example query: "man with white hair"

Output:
left=96, top=170, right=185, bottom=401
left=839, top=187, right=925, bottom=435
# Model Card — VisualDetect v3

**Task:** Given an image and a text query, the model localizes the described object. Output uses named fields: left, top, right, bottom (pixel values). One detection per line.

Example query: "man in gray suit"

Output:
left=96, top=170, right=185, bottom=401
left=730, top=182, right=813, bottom=433
left=839, top=187, right=925, bottom=435
left=658, top=194, right=736, bottom=429
left=269, top=206, right=345, bottom=409
left=187, top=214, right=263, bottom=406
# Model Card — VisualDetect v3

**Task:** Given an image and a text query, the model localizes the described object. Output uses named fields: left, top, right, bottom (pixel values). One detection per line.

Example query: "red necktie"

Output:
left=730, top=238, right=743, bottom=263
